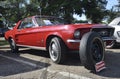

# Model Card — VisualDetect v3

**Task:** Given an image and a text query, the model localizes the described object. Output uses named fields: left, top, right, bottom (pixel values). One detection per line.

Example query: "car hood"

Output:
left=62, top=23, right=113, bottom=29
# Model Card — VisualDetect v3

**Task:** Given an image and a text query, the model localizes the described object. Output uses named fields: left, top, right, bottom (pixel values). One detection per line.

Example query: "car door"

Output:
left=15, top=17, right=38, bottom=46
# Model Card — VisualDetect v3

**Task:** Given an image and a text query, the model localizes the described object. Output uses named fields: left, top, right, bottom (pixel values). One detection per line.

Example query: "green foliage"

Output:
left=107, top=7, right=118, bottom=23
left=82, top=0, right=107, bottom=23
left=0, top=0, right=108, bottom=25
left=0, top=40, right=9, bottom=46
left=38, top=0, right=83, bottom=23
left=107, top=1, right=120, bottom=23
left=74, top=20, right=88, bottom=24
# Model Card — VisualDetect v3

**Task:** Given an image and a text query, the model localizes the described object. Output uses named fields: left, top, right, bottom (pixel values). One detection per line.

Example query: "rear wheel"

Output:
left=49, top=37, right=66, bottom=64
left=9, top=38, right=19, bottom=53
left=79, top=32, right=105, bottom=71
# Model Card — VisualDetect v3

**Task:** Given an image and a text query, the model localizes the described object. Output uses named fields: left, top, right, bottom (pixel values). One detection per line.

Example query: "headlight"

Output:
left=74, top=30, right=80, bottom=39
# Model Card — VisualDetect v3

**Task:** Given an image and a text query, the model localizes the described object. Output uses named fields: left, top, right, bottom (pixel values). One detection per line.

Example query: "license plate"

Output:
left=95, top=61, right=106, bottom=72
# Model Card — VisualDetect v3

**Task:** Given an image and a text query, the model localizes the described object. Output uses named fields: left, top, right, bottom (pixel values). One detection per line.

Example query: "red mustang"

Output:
left=5, top=15, right=115, bottom=71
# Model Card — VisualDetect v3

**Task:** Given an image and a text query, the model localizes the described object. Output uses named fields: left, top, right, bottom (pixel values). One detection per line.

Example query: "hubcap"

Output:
left=10, top=39, right=15, bottom=50
left=50, top=42, right=59, bottom=61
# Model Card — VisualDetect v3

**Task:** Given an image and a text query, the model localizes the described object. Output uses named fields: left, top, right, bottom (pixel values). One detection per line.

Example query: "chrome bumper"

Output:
left=102, top=37, right=116, bottom=41
left=67, top=37, right=116, bottom=43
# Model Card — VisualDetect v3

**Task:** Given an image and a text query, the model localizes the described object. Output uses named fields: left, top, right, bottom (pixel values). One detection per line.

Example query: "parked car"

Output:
left=107, top=17, right=120, bottom=48
left=0, top=27, right=9, bottom=37
left=5, top=15, right=115, bottom=71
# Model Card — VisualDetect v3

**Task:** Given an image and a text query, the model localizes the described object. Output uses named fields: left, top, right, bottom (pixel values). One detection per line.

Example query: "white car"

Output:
left=107, top=17, right=120, bottom=48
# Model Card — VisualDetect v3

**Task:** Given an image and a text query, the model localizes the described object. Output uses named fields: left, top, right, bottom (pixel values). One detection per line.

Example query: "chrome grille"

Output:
left=91, top=28, right=114, bottom=37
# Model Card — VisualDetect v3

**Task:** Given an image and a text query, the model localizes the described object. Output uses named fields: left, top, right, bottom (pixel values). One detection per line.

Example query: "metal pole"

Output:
left=38, top=6, right=42, bottom=26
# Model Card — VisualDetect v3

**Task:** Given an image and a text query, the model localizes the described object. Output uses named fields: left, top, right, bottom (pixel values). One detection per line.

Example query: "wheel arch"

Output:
left=8, top=36, right=14, bottom=41
left=7, top=36, right=14, bottom=40
left=46, top=35, right=67, bottom=51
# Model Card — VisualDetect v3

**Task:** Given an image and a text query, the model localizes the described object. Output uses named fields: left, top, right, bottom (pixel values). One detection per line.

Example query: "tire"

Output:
left=9, top=38, right=19, bottom=53
left=79, top=32, right=105, bottom=71
left=106, top=41, right=116, bottom=49
left=49, top=37, right=66, bottom=64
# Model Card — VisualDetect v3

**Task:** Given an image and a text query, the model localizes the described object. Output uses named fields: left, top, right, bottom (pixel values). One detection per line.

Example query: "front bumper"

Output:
left=102, top=36, right=116, bottom=41
left=66, top=36, right=116, bottom=50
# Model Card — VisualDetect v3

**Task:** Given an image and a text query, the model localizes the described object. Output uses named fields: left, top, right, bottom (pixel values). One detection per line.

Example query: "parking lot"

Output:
left=0, top=37, right=120, bottom=79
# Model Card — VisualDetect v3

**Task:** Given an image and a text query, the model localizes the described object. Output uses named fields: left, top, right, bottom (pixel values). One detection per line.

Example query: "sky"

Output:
left=74, top=0, right=118, bottom=20
left=106, top=0, right=118, bottom=9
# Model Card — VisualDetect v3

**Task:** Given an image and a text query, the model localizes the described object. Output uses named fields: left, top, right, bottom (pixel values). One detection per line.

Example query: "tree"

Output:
left=107, top=7, right=117, bottom=23
left=0, top=0, right=38, bottom=27
left=106, top=0, right=120, bottom=23
left=2, top=0, right=25, bottom=22
left=37, top=0, right=108, bottom=23
left=0, top=6, right=5, bottom=14
left=0, top=0, right=109, bottom=24
left=82, top=0, right=108, bottom=23
left=34, top=0, right=83, bottom=23
left=0, top=5, right=6, bottom=28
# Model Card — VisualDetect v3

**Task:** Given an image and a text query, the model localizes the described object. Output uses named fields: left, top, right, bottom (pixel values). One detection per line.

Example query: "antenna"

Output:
left=38, top=6, right=42, bottom=17
left=38, top=6, right=42, bottom=26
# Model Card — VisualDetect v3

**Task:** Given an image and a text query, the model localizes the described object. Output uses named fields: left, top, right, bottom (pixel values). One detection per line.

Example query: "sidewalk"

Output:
left=0, top=45, right=10, bottom=48
left=0, top=45, right=10, bottom=51
left=0, top=37, right=5, bottom=40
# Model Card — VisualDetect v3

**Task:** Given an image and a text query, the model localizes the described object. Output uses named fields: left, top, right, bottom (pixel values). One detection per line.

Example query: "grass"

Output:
left=0, top=40, right=9, bottom=46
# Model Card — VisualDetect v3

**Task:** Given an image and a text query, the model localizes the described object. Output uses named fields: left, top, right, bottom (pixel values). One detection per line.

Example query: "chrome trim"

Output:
left=67, top=39, right=80, bottom=43
left=17, top=44, right=46, bottom=50
left=102, top=37, right=116, bottom=41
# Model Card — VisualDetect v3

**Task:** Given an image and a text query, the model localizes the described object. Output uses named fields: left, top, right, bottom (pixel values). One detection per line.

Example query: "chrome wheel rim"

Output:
left=49, top=42, right=59, bottom=61
left=10, top=39, right=15, bottom=51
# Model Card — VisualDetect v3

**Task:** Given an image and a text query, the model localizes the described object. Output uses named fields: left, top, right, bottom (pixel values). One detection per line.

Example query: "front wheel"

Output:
left=49, top=37, right=66, bottom=64
left=9, top=38, right=19, bottom=53
left=79, top=32, right=105, bottom=71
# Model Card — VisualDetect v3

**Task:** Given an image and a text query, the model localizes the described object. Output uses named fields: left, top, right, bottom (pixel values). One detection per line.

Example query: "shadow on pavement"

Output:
left=1, top=46, right=120, bottom=79
left=96, top=50, right=120, bottom=78
left=29, top=48, right=120, bottom=79
left=0, top=50, right=50, bottom=76
left=20, top=49, right=82, bottom=66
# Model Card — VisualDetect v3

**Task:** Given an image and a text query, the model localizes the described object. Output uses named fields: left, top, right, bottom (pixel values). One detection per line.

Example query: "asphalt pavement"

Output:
left=0, top=37, right=120, bottom=79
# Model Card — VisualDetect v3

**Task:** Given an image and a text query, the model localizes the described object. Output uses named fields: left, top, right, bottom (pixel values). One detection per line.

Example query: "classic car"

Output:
left=106, top=17, right=120, bottom=48
left=5, top=15, right=115, bottom=71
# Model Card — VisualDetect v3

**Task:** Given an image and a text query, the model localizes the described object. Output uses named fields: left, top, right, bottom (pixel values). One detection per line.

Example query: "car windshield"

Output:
left=35, top=16, right=66, bottom=26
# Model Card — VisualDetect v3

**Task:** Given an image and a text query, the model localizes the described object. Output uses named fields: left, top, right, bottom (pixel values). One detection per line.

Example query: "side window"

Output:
left=18, top=18, right=35, bottom=29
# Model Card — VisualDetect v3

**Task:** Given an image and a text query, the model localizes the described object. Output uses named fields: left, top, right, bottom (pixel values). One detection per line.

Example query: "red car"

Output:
left=5, top=15, right=115, bottom=71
